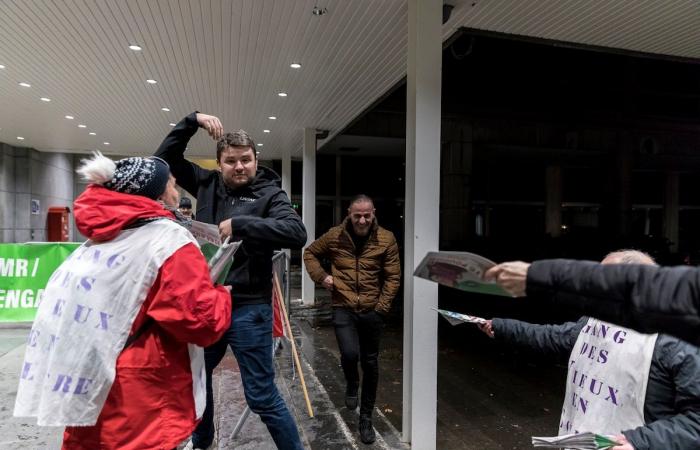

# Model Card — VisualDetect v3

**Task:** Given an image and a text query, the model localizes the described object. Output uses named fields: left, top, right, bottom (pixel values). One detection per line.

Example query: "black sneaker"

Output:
left=359, top=414, right=376, bottom=445
left=345, top=385, right=358, bottom=410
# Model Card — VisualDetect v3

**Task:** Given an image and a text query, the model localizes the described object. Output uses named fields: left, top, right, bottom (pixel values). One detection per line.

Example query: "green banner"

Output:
left=0, top=243, right=80, bottom=322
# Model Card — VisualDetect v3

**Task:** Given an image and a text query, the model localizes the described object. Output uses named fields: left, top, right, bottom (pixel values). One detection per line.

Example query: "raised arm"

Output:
left=154, top=112, right=222, bottom=195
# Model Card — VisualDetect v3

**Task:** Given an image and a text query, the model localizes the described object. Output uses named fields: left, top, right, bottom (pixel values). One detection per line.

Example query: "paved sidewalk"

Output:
left=0, top=323, right=405, bottom=449
left=0, top=325, right=63, bottom=449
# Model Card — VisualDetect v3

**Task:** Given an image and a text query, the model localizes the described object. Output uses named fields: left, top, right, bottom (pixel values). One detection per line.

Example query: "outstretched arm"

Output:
left=486, top=317, right=585, bottom=359
left=485, top=260, right=700, bottom=345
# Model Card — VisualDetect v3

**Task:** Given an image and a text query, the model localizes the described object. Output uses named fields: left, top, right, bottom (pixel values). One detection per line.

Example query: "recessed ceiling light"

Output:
left=0, top=64, right=5, bottom=69
left=19, top=82, right=31, bottom=87
left=290, top=63, right=301, bottom=69
left=257, top=143, right=263, bottom=147
left=40, top=97, right=51, bottom=102
left=263, top=129, right=270, bottom=133
left=169, top=123, right=176, bottom=127
left=89, top=132, right=96, bottom=135
left=129, top=45, right=142, bottom=51
left=268, top=116, right=277, bottom=120
left=278, top=92, right=287, bottom=97
left=78, top=124, right=87, bottom=128
left=161, top=107, right=170, bottom=112
left=146, top=79, right=157, bottom=84
left=17, top=136, right=25, bottom=140
left=65, top=115, right=74, bottom=120
left=103, top=142, right=110, bottom=145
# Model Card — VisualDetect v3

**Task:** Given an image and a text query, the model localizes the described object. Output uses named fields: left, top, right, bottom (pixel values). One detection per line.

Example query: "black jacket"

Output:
left=527, top=260, right=700, bottom=346
left=155, top=113, right=307, bottom=305
left=492, top=317, right=700, bottom=450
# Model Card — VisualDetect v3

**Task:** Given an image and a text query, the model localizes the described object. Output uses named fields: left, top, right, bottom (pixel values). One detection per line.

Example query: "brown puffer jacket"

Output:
left=303, top=218, right=401, bottom=314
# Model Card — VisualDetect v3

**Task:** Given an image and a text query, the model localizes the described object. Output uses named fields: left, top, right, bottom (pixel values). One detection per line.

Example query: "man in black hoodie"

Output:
left=155, top=112, right=306, bottom=450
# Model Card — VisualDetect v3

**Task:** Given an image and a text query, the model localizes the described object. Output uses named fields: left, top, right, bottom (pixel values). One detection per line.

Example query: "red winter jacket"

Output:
left=61, top=186, right=231, bottom=450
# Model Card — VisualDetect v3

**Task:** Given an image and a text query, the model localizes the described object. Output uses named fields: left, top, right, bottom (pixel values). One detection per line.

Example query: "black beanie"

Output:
left=103, top=157, right=170, bottom=200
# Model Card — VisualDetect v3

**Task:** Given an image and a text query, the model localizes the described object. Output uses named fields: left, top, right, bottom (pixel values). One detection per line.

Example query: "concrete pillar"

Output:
left=334, top=155, right=342, bottom=224
left=281, top=152, right=292, bottom=259
left=281, top=152, right=291, bottom=198
left=545, top=165, right=562, bottom=237
left=403, top=0, right=441, bottom=447
left=664, top=171, right=679, bottom=253
left=301, top=128, right=316, bottom=306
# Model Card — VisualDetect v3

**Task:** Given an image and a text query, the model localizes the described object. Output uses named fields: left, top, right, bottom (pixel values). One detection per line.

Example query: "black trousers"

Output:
left=333, top=307, right=384, bottom=416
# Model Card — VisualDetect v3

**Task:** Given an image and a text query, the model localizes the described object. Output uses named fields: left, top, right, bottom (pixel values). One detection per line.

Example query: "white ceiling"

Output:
left=0, top=0, right=699, bottom=160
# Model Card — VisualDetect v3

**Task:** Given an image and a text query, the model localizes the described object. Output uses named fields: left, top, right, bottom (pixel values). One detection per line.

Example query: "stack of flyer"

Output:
left=532, top=432, right=620, bottom=449
left=189, top=220, right=241, bottom=283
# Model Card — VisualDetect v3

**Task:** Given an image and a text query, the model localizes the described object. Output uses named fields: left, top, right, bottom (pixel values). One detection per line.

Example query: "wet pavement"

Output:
left=300, top=316, right=565, bottom=450
left=293, top=279, right=569, bottom=450
left=199, top=326, right=405, bottom=450
left=0, top=277, right=570, bottom=450
left=0, top=322, right=404, bottom=450
left=0, top=325, right=63, bottom=449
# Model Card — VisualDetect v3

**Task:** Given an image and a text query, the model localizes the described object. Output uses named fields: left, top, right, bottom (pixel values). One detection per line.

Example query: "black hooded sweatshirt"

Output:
left=155, top=112, right=307, bottom=306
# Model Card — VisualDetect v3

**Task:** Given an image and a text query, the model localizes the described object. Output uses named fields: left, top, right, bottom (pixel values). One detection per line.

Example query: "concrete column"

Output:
left=281, top=152, right=292, bottom=259
left=301, top=128, right=317, bottom=306
left=281, top=152, right=291, bottom=198
left=403, top=0, right=441, bottom=448
left=334, top=155, right=342, bottom=224
left=664, top=171, right=679, bottom=253
left=545, top=165, right=562, bottom=237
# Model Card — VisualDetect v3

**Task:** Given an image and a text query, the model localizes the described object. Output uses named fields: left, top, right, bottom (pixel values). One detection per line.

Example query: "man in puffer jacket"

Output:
left=479, top=250, right=700, bottom=450
left=13, top=153, right=232, bottom=450
left=304, top=195, right=401, bottom=445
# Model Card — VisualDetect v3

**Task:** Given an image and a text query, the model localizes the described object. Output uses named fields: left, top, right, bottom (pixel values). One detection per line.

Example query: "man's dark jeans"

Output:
left=333, top=307, right=384, bottom=416
left=191, top=303, right=303, bottom=450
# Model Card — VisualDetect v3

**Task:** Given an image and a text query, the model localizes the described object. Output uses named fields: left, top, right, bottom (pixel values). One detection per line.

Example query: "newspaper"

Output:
left=434, top=308, right=487, bottom=326
left=414, top=251, right=509, bottom=296
left=207, top=238, right=241, bottom=283
left=190, top=220, right=224, bottom=246
left=188, top=220, right=240, bottom=284
left=532, top=432, right=620, bottom=450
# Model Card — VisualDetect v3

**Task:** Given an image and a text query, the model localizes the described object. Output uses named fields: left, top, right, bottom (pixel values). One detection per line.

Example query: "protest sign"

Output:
left=0, top=243, right=80, bottom=322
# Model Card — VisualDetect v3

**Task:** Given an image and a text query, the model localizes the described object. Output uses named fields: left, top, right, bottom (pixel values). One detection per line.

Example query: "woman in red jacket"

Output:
left=14, top=153, right=232, bottom=450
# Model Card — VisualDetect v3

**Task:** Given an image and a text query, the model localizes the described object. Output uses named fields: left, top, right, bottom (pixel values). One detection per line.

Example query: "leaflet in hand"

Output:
left=190, top=220, right=223, bottom=246
left=532, top=432, right=620, bottom=450
left=207, top=238, right=242, bottom=284
left=189, top=220, right=241, bottom=284
left=414, top=251, right=509, bottom=296
left=434, top=308, right=487, bottom=326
